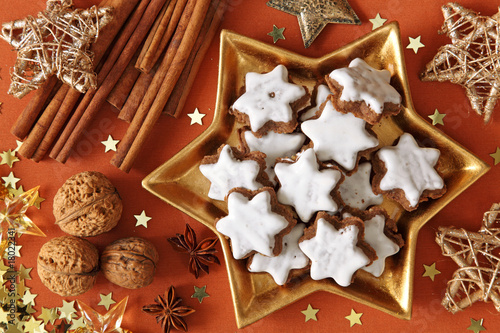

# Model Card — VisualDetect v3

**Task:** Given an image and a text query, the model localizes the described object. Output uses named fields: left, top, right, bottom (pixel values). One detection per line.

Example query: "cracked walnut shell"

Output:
left=37, top=236, right=99, bottom=296
left=53, top=171, right=122, bottom=237
left=101, top=237, right=159, bottom=289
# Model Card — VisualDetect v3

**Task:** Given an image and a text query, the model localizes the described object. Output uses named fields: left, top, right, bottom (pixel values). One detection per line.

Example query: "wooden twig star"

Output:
left=0, top=0, right=112, bottom=98
left=421, top=3, right=500, bottom=123
left=435, top=202, right=500, bottom=313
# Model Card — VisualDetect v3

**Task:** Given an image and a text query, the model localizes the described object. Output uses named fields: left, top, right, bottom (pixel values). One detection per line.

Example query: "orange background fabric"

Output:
left=1, top=0, right=500, bottom=332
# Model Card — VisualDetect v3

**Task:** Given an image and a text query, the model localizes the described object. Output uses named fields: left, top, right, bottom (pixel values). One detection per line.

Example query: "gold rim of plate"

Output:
left=143, top=22, right=490, bottom=328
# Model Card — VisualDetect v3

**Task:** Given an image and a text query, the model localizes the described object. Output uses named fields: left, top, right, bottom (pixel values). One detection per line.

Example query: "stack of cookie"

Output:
left=199, top=59, right=446, bottom=287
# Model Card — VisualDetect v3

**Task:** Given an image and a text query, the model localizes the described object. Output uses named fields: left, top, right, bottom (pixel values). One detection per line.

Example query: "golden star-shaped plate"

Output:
left=143, top=23, right=489, bottom=328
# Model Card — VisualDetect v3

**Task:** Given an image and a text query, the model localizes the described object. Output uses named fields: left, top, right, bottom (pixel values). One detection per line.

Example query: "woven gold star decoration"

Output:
left=420, top=3, right=500, bottom=123
left=266, top=0, right=360, bottom=48
left=0, top=0, right=112, bottom=98
left=435, top=202, right=500, bottom=313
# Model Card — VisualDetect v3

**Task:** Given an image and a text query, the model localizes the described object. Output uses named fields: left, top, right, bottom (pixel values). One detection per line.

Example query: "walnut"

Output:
left=101, top=237, right=159, bottom=289
left=37, top=236, right=99, bottom=296
left=53, top=171, right=122, bottom=237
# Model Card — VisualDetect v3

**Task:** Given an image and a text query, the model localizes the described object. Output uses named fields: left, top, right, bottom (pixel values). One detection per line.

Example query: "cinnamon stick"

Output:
left=118, top=66, right=156, bottom=122
left=110, top=0, right=200, bottom=169
left=164, top=0, right=226, bottom=117
left=10, top=75, right=58, bottom=140
left=136, top=0, right=172, bottom=67
left=112, top=0, right=213, bottom=172
left=106, top=48, right=142, bottom=110
left=18, top=85, right=70, bottom=159
left=137, top=0, right=184, bottom=73
left=50, top=0, right=159, bottom=161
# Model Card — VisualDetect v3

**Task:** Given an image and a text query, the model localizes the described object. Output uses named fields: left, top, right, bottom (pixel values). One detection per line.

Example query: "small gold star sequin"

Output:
left=187, top=108, right=206, bottom=125
left=59, top=300, right=77, bottom=322
left=191, top=285, right=210, bottom=303
left=490, top=147, right=500, bottom=165
left=98, top=292, right=116, bottom=310
left=301, top=304, right=319, bottom=322
left=345, top=309, right=363, bottom=327
left=267, top=0, right=360, bottom=48
left=2, top=172, right=20, bottom=188
left=407, top=36, right=425, bottom=54
left=428, top=109, right=446, bottom=126
left=369, top=13, right=387, bottom=30
left=268, top=25, right=285, bottom=43
left=101, top=135, right=120, bottom=153
left=423, top=262, right=441, bottom=281
left=467, top=318, right=486, bottom=333
left=0, top=150, right=19, bottom=168
left=134, top=210, right=151, bottom=228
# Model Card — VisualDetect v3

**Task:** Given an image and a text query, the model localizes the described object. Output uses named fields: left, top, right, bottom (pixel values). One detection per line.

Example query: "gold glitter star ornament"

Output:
left=267, top=0, right=360, bottom=48
left=0, top=0, right=113, bottom=98
left=421, top=3, right=500, bottom=123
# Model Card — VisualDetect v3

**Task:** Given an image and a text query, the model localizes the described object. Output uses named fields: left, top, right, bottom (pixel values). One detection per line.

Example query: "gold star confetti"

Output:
left=420, top=3, right=500, bottom=123
left=187, top=108, right=206, bottom=125
left=301, top=304, right=319, bottom=322
left=23, top=316, right=44, bottom=333
left=69, top=317, right=86, bottom=330
left=59, top=300, right=77, bottom=322
left=369, top=13, right=387, bottom=30
left=0, top=306, right=9, bottom=323
left=490, top=147, right=500, bottom=165
left=13, top=140, right=23, bottom=153
left=428, top=109, right=446, bottom=125
left=467, top=318, right=486, bottom=333
left=407, top=36, right=424, bottom=54
left=16, top=280, right=30, bottom=297
left=22, top=289, right=37, bottom=306
left=423, top=262, right=441, bottom=281
left=2, top=172, right=20, bottom=188
left=77, top=296, right=129, bottom=333
left=267, top=0, right=360, bottom=48
left=191, top=285, right=210, bottom=303
left=39, top=307, right=58, bottom=325
left=101, top=135, right=120, bottom=153
left=9, top=185, right=24, bottom=198
left=134, top=210, right=151, bottom=228
left=3, top=244, right=22, bottom=258
left=0, top=0, right=112, bottom=98
left=0, top=150, right=19, bottom=168
left=34, top=192, right=45, bottom=209
left=18, top=264, right=32, bottom=281
left=0, top=186, right=46, bottom=239
left=268, top=25, right=285, bottom=43
left=345, top=309, right=363, bottom=327
left=98, top=292, right=116, bottom=310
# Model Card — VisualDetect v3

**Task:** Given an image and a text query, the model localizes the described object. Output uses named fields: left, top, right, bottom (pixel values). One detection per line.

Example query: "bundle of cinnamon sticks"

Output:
left=11, top=0, right=227, bottom=172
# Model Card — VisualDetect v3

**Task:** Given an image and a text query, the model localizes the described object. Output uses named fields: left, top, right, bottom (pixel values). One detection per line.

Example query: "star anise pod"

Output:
left=142, top=285, right=195, bottom=333
left=168, top=223, right=220, bottom=278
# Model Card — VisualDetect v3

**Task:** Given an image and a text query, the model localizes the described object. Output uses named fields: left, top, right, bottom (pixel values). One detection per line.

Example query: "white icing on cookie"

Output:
left=215, top=190, right=290, bottom=259
left=339, top=162, right=383, bottom=210
left=301, top=100, right=379, bottom=170
left=199, top=145, right=263, bottom=201
left=361, top=214, right=400, bottom=277
left=275, top=148, right=341, bottom=222
left=248, top=223, right=308, bottom=285
left=300, top=84, right=331, bottom=121
left=329, top=58, right=401, bottom=114
left=377, top=133, right=444, bottom=208
left=299, top=218, right=370, bottom=286
left=243, top=130, right=306, bottom=185
left=231, top=65, right=306, bottom=132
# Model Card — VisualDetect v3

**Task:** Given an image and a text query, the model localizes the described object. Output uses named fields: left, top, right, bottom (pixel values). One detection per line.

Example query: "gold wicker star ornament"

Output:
left=0, top=0, right=112, bottom=98
left=421, top=3, right=500, bottom=123
left=266, top=0, right=360, bottom=48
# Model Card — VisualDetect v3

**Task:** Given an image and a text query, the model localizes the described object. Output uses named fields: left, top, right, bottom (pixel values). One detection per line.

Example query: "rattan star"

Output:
left=0, top=0, right=112, bottom=98
left=266, top=0, right=360, bottom=48
left=436, top=202, right=500, bottom=313
left=421, top=3, right=500, bottom=123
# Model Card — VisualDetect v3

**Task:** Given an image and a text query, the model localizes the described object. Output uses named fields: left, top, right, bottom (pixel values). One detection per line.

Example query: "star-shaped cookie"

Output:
left=248, top=223, right=308, bottom=285
left=299, top=215, right=370, bottom=286
left=373, top=133, right=445, bottom=210
left=301, top=100, right=378, bottom=171
left=240, top=129, right=305, bottom=185
left=339, top=162, right=383, bottom=211
left=361, top=213, right=401, bottom=277
left=216, top=188, right=294, bottom=259
left=231, top=65, right=306, bottom=134
left=300, top=84, right=331, bottom=121
left=199, top=145, right=267, bottom=201
left=275, top=148, right=342, bottom=222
